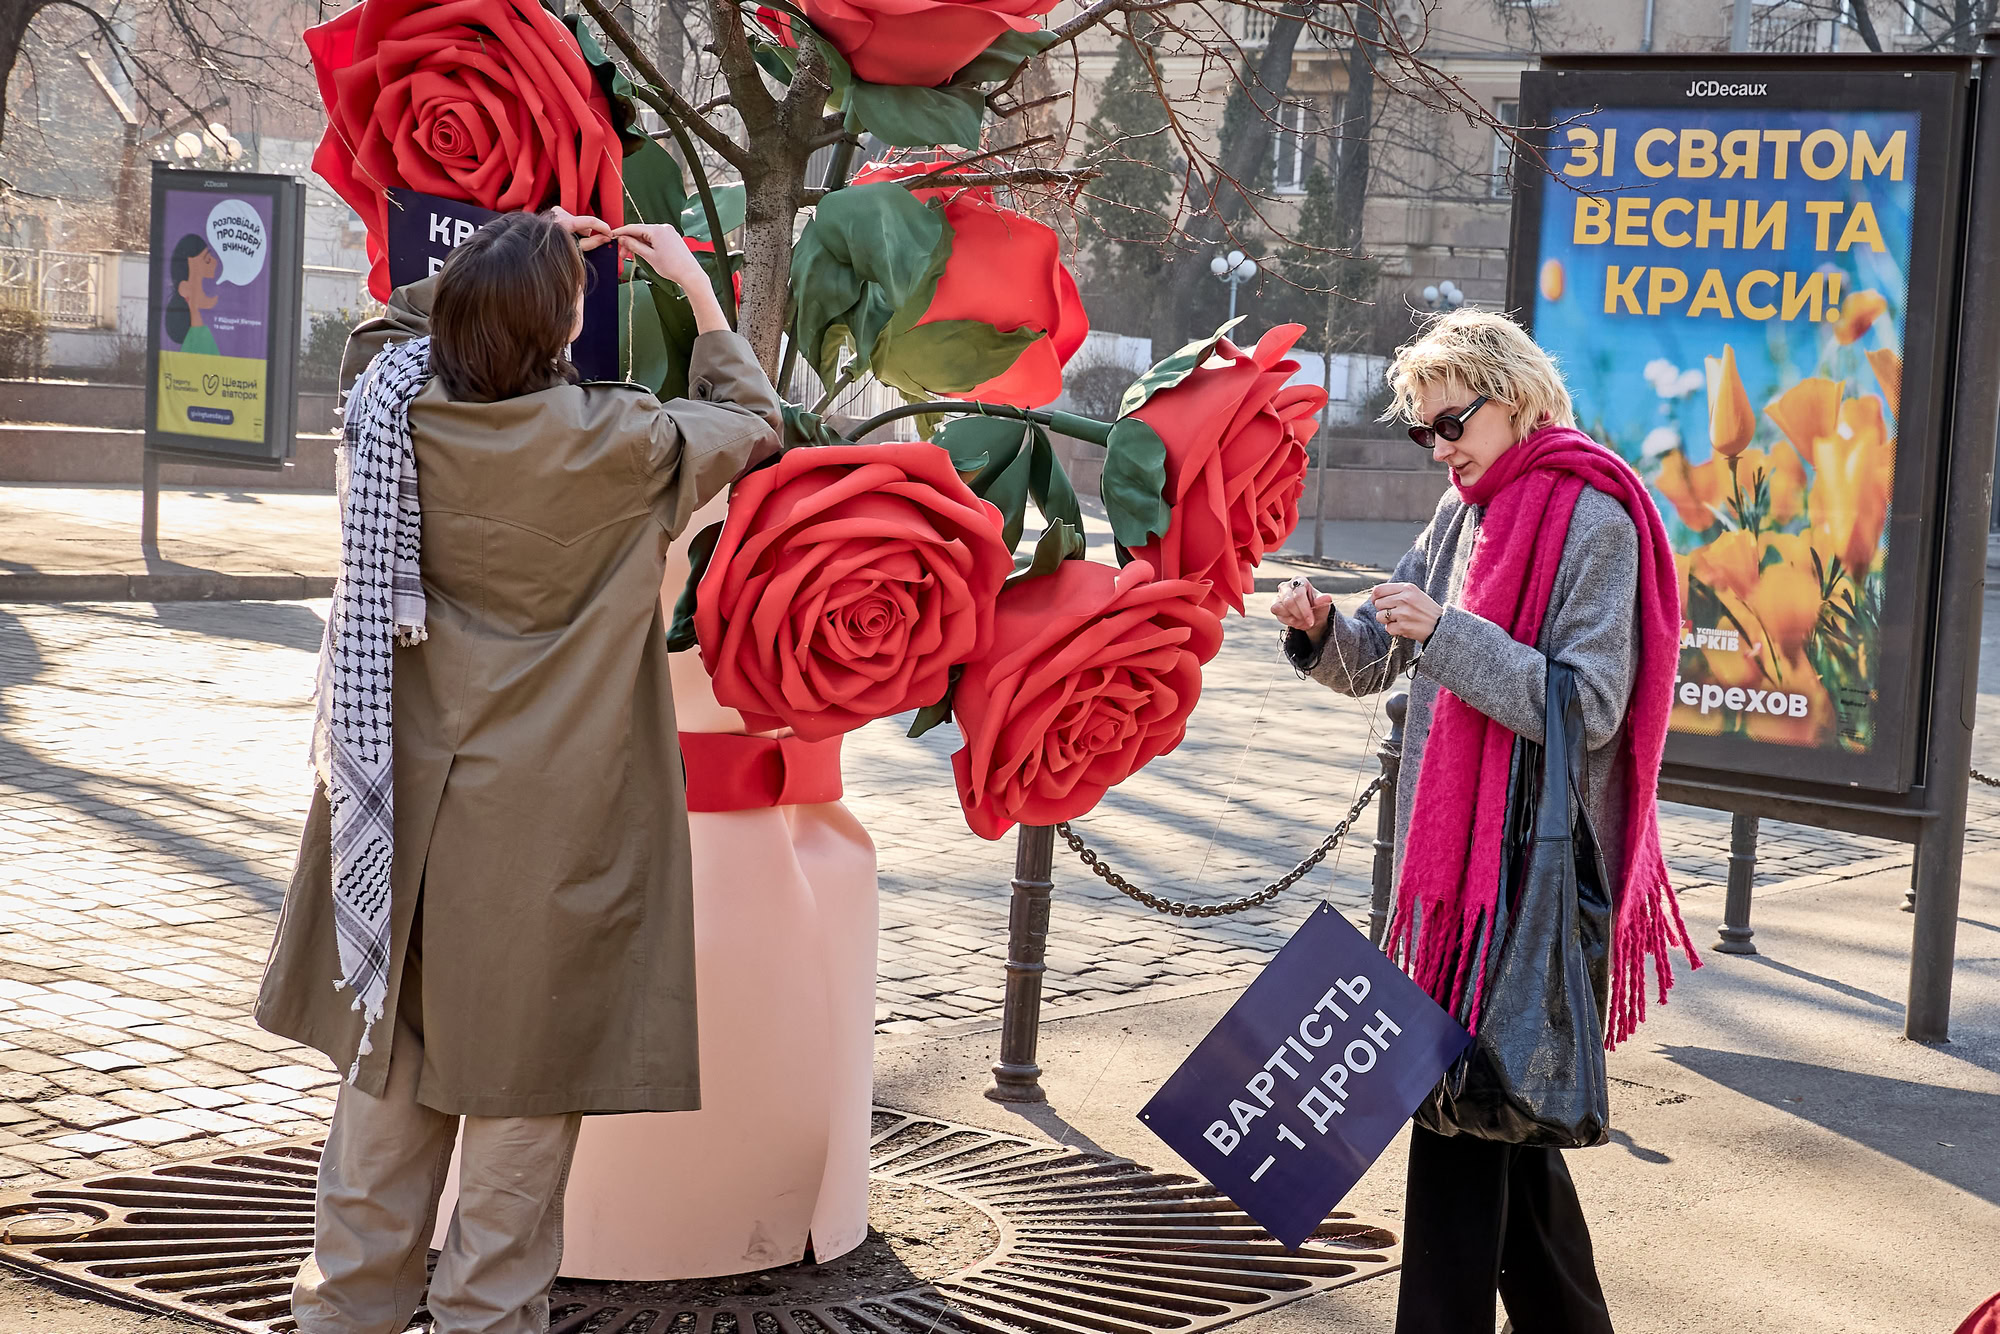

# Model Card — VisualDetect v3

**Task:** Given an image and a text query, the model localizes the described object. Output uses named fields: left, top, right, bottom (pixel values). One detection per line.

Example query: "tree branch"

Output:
left=577, top=0, right=749, bottom=168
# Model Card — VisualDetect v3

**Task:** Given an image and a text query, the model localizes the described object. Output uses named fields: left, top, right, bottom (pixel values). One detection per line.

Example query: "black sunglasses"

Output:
left=1408, top=395, right=1490, bottom=449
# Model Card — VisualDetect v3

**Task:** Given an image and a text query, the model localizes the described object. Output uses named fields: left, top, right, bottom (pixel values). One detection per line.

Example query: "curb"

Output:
left=0, top=573, right=337, bottom=602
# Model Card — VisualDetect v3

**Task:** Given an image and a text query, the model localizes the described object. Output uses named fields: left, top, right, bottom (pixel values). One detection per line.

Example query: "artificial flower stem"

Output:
left=778, top=131, right=863, bottom=399
left=775, top=325, right=801, bottom=401
left=812, top=367, right=859, bottom=415
left=821, top=132, right=862, bottom=197
left=839, top=401, right=1114, bottom=446
left=654, top=101, right=739, bottom=330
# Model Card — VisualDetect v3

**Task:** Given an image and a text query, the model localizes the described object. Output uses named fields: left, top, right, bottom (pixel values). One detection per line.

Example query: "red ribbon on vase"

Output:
left=679, top=732, right=844, bottom=811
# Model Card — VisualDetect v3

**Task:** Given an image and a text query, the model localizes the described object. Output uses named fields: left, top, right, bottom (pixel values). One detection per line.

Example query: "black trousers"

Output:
left=1394, top=1125, right=1614, bottom=1334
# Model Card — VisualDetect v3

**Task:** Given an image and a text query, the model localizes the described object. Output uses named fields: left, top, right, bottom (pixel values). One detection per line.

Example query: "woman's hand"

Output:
left=543, top=206, right=612, bottom=252
left=1372, top=582, right=1442, bottom=642
left=611, top=223, right=728, bottom=333
left=1271, top=577, right=1334, bottom=638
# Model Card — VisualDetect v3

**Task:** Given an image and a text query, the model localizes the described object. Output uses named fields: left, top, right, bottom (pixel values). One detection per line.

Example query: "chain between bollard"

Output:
left=1973, top=768, right=2000, bottom=789
left=1054, top=775, right=1386, bottom=917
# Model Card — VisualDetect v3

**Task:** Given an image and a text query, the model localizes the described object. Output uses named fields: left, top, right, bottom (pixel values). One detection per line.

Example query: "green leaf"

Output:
left=622, top=136, right=687, bottom=228
left=681, top=182, right=747, bottom=241
left=620, top=279, right=672, bottom=394
left=932, top=413, right=1028, bottom=481
left=845, top=80, right=986, bottom=149
left=629, top=271, right=698, bottom=402
left=752, top=38, right=800, bottom=86
left=973, top=422, right=1037, bottom=551
left=814, top=36, right=855, bottom=112
left=782, top=404, right=845, bottom=449
left=951, top=28, right=1061, bottom=85
left=1007, top=518, right=1085, bottom=588
left=1027, top=426, right=1083, bottom=536
left=873, top=320, right=1044, bottom=401
left=907, top=665, right=963, bottom=739
left=565, top=15, right=647, bottom=148
left=789, top=183, right=950, bottom=386
left=1118, top=316, right=1248, bottom=417
left=667, top=520, right=725, bottom=652
left=1100, top=416, right=1171, bottom=549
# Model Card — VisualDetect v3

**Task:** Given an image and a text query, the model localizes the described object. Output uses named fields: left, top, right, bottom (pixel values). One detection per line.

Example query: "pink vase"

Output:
left=435, top=494, right=881, bottom=1278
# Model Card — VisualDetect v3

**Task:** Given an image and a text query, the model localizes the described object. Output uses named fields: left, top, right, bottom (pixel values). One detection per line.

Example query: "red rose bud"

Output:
left=695, top=443, right=1015, bottom=742
left=305, top=0, right=625, bottom=300
left=800, top=0, right=1054, bottom=86
left=1131, top=325, right=1327, bottom=617
left=950, top=559, right=1224, bottom=840
left=852, top=160, right=1087, bottom=409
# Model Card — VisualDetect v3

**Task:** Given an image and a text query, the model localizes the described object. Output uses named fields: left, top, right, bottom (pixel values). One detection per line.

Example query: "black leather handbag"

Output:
left=1414, top=660, right=1614, bottom=1149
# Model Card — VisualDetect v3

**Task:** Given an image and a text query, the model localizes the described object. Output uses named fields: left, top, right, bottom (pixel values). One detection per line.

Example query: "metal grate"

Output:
left=0, top=1109, right=1398, bottom=1334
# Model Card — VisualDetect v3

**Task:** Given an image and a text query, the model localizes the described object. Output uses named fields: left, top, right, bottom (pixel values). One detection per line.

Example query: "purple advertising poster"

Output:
left=153, top=185, right=275, bottom=443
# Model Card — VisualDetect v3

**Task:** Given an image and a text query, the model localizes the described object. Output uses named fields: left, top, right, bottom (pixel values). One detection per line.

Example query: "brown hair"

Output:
left=430, top=212, right=586, bottom=402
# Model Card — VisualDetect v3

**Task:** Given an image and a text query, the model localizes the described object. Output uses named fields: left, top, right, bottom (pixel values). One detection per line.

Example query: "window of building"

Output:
left=1489, top=98, right=1519, bottom=199
left=1273, top=99, right=1319, bottom=194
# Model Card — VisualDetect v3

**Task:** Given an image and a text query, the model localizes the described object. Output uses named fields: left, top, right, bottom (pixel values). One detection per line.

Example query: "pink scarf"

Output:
left=1388, top=424, right=1698, bottom=1049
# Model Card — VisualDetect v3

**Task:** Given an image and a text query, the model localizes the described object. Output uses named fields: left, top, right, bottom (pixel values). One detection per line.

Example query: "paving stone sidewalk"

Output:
left=2, top=594, right=1997, bottom=1188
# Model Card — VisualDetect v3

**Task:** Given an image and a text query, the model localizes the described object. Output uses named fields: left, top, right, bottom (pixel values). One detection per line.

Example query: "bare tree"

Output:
left=574, top=0, right=1511, bottom=373
left=0, top=0, right=304, bottom=156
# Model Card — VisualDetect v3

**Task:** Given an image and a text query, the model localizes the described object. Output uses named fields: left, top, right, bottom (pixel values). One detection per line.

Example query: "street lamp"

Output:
left=1210, top=249, right=1259, bottom=321
left=1421, top=278, right=1466, bottom=311
left=171, top=120, right=244, bottom=167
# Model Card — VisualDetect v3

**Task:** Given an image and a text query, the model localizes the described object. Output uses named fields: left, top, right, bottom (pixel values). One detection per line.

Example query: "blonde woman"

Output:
left=1272, top=309, right=1695, bottom=1333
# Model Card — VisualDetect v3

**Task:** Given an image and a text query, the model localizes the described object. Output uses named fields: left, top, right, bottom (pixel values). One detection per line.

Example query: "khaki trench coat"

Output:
left=256, top=278, right=782, bottom=1117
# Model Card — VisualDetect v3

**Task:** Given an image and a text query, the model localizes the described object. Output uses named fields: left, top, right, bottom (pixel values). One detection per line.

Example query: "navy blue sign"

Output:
left=1140, top=903, right=1470, bottom=1250
left=384, top=188, right=621, bottom=383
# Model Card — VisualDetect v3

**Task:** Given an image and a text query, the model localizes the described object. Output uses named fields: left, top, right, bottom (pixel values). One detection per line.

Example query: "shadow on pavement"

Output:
left=999, top=1100, right=1116, bottom=1158
left=1745, top=952, right=1903, bottom=1013
left=1660, top=1045, right=2000, bottom=1206
left=0, top=605, right=308, bottom=909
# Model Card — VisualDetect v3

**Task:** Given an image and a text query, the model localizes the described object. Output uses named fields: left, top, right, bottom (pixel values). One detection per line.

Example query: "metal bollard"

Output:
left=1369, top=694, right=1407, bottom=948
left=1716, top=812, right=1759, bottom=955
left=987, top=824, right=1055, bottom=1103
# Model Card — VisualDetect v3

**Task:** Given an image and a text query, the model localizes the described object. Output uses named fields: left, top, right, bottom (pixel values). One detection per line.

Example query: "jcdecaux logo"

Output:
left=1686, top=79, right=1770, bottom=98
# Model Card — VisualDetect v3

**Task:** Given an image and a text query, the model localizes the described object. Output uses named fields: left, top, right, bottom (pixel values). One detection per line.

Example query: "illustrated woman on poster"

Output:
left=164, top=234, right=221, bottom=356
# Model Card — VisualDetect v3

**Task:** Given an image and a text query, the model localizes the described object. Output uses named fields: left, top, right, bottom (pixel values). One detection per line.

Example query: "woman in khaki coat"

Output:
left=256, top=209, right=782, bottom=1334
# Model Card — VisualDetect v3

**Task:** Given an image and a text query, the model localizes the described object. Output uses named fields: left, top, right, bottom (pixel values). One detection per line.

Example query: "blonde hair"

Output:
left=1382, top=307, right=1575, bottom=433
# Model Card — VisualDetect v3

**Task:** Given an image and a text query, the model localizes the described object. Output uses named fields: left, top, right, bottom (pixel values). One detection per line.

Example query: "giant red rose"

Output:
left=1130, top=325, right=1326, bottom=617
left=774, top=0, right=1055, bottom=86
left=305, top=0, right=624, bottom=300
left=951, top=559, right=1223, bottom=840
left=851, top=160, right=1086, bottom=409
left=695, top=443, right=1014, bottom=742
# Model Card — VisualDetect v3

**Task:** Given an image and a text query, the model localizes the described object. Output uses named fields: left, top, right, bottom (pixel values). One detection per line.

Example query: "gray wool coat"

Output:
left=1285, top=486, right=1641, bottom=886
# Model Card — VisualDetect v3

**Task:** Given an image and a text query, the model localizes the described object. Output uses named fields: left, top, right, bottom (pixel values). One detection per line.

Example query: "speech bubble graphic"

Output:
left=206, top=200, right=267, bottom=287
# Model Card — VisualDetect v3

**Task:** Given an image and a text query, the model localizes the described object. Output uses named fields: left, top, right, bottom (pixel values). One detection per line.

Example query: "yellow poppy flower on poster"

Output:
left=1654, top=450, right=1730, bottom=531
left=1705, top=345, right=1756, bottom=458
left=1539, top=258, right=1565, bottom=302
left=1868, top=347, right=1903, bottom=418
left=1833, top=290, right=1890, bottom=345
left=1692, top=529, right=1762, bottom=601
left=1749, top=563, right=1822, bottom=663
left=1764, top=377, right=1843, bottom=460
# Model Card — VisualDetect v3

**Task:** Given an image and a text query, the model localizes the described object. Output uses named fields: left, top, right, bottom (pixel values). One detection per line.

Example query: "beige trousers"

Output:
left=292, top=940, right=582, bottom=1334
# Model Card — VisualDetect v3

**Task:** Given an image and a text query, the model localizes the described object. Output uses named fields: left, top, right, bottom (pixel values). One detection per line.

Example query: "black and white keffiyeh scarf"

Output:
left=312, top=334, right=433, bottom=1074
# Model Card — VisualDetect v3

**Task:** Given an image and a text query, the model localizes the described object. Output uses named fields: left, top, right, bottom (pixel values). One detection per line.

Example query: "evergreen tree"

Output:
left=1077, top=27, right=1182, bottom=335
left=1272, top=166, right=1380, bottom=355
